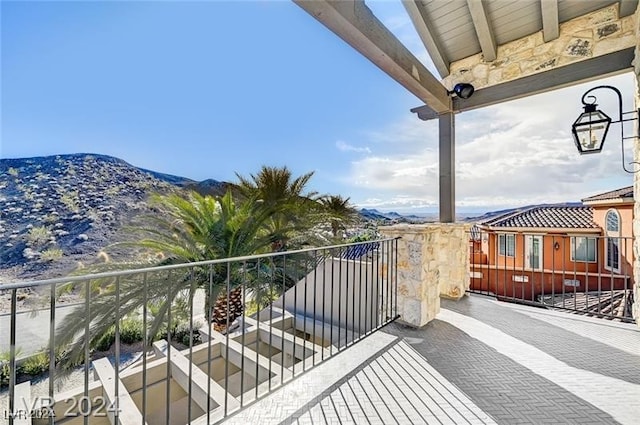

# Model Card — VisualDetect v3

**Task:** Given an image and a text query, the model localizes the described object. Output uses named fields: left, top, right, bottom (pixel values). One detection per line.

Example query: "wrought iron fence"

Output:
left=0, top=238, right=399, bottom=425
left=468, top=230, right=634, bottom=322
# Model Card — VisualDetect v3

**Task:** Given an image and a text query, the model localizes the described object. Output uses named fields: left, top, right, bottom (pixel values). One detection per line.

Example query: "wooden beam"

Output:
left=413, top=104, right=439, bottom=120
left=402, top=0, right=449, bottom=78
left=619, top=0, right=638, bottom=17
left=466, top=0, right=497, bottom=61
left=439, top=113, right=455, bottom=223
left=294, top=0, right=451, bottom=113
left=541, top=0, right=559, bottom=42
left=411, top=47, right=635, bottom=118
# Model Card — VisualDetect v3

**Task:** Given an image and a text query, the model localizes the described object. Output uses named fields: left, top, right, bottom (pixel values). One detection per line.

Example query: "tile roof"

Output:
left=581, top=186, right=634, bottom=202
left=481, top=206, right=598, bottom=229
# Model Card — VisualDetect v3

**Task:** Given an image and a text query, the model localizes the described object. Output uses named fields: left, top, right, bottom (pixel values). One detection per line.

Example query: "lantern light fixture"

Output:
left=571, top=85, right=639, bottom=173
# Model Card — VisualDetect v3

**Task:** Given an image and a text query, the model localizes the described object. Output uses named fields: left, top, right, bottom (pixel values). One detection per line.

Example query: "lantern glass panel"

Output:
left=571, top=109, right=611, bottom=154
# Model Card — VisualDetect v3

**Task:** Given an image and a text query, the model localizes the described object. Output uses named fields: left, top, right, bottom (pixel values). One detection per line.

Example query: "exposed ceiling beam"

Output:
left=402, top=0, right=450, bottom=78
left=411, top=47, right=635, bottom=118
left=541, top=0, right=559, bottom=42
left=619, top=0, right=639, bottom=17
left=466, top=0, right=497, bottom=61
left=294, top=0, right=451, bottom=113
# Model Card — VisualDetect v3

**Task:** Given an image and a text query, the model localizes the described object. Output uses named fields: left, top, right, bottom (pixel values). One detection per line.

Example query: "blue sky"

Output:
left=1, top=1, right=635, bottom=213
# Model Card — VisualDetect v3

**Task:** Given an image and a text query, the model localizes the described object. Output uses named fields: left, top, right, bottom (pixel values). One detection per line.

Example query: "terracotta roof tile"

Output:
left=581, top=186, right=633, bottom=202
left=481, top=206, right=598, bottom=229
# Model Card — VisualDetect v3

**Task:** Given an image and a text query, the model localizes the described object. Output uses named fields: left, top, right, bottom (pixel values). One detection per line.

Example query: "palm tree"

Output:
left=236, top=166, right=320, bottom=250
left=319, top=195, right=360, bottom=239
left=54, top=190, right=278, bottom=369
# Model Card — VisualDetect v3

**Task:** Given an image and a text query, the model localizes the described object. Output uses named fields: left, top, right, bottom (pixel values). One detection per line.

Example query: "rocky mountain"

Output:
left=0, top=153, right=227, bottom=282
left=1, top=153, right=432, bottom=283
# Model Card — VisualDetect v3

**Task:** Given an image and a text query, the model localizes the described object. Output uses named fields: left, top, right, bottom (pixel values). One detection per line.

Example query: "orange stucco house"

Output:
left=470, top=187, right=634, bottom=304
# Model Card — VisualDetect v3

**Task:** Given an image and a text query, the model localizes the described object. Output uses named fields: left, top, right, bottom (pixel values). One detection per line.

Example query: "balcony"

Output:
left=0, top=239, right=399, bottom=425
left=1, top=227, right=639, bottom=425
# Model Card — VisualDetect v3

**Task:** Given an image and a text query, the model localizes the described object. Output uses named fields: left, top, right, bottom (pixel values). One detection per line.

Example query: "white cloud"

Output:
left=336, top=140, right=371, bottom=154
left=344, top=73, right=636, bottom=212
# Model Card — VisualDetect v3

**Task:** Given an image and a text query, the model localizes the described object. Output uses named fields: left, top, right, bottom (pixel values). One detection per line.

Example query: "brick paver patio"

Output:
left=222, top=294, right=640, bottom=424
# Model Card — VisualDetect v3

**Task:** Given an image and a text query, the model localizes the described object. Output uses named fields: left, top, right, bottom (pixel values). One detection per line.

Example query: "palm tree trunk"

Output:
left=211, top=286, right=244, bottom=333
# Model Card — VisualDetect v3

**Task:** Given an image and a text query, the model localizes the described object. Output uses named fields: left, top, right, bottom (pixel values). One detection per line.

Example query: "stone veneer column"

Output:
left=379, top=223, right=470, bottom=328
left=632, top=1, right=640, bottom=328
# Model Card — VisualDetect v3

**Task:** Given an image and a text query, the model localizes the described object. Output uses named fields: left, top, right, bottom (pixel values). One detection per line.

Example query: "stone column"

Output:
left=379, top=223, right=471, bottom=328
left=632, top=1, right=640, bottom=327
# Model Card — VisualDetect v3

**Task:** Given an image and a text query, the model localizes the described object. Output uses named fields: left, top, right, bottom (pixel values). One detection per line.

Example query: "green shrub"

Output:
left=120, top=318, right=144, bottom=344
left=173, top=321, right=203, bottom=346
left=93, top=327, right=116, bottom=352
left=93, top=318, right=145, bottom=351
left=0, top=361, right=8, bottom=387
left=0, top=348, right=23, bottom=387
left=21, top=352, right=50, bottom=376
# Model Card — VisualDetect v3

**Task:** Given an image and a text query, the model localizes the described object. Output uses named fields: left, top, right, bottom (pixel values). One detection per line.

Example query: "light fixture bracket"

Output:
left=571, top=85, right=640, bottom=173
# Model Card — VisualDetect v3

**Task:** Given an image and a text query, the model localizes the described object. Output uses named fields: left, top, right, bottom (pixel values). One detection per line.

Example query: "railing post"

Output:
left=379, top=223, right=471, bottom=327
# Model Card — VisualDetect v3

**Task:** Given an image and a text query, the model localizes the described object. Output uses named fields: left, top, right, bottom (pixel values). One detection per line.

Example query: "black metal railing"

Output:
left=0, top=238, right=398, bottom=425
left=468, top=230, right=634, bottom=322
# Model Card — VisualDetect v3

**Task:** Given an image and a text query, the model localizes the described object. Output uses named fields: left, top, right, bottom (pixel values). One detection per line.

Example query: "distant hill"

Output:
left=0, top=153, right=229, bottom=282
left=462, top=202, right=583, bottom=223
left=359, top=208, right=434, bottom=224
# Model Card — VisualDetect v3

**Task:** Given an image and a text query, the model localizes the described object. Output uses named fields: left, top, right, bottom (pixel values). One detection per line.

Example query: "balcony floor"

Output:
left=222, top=294, right=640, bottom=424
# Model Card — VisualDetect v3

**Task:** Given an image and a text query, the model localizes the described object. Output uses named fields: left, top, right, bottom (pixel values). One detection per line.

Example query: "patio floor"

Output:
left=222, top=293, right=640, bottom=425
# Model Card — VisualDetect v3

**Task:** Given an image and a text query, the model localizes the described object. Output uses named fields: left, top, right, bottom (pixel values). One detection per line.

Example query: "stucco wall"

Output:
left=274, top=257, right=381, bottom=337
left=443, top=4, right=637, bottom=91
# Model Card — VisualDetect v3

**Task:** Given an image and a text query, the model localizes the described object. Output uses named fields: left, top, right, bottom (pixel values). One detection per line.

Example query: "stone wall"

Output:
left=443, top=4, right=637, bottom=90
left=632, top=1, right=640, bottom=327
left=379, top=223, right=470, bottom=328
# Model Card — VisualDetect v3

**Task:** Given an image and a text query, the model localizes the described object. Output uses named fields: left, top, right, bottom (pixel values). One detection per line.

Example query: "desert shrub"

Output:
left=60, top=191, right=79, bottom=212
left=41, top=247, right=64, bottom=262
left=27, top=226, right=51, bottom=247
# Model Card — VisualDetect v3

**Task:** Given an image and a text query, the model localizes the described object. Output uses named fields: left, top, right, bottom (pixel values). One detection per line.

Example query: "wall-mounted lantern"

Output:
left=571, top=85, right=639, bottom=173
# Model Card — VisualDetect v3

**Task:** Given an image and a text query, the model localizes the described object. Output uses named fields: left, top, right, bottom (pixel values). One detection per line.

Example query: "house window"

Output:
left=498, top=234, right=515, bottom=257
left=570, top=237, right=596, bottom=262
left=525, top=235, right=543, bottom=270
left=604, top=209, right=621, bottom=273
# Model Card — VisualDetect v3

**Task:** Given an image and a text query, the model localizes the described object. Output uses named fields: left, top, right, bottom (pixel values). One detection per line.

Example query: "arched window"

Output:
left=605, top=209, right=620, bottom=272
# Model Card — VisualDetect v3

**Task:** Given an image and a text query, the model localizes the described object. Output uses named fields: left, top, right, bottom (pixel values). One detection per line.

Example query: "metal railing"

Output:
left=0, top=238, right=399, bottom=424
left=468, top=230, right=634, bottom=322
